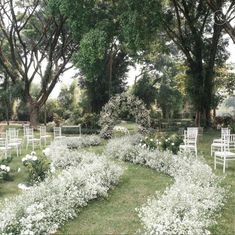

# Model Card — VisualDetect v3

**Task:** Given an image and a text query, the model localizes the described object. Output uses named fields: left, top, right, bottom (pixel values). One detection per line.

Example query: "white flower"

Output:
left=42, top=148, right=51, bottom=157
left=0, top=165, right=6, bottom=171
left=5, top=166, right=10, bottom=172
left=31, top=151, right=36, bottom=156
left=18, top=168, right=21, bottom=172
left=32, top=156, right=37, bottom=161
left=171, top=143, right=175, bottom=146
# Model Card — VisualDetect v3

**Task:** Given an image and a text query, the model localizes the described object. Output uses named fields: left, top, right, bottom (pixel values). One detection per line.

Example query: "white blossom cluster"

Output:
left=22, top=152, right=38, bottom=163
left=53, top=135, right=101, bottom=149
left=105, top=135, right=227, bottom=234
left=113, top=125, right=129, bottom=135
left=0, top=151, right=123, bottom=234
left=0, top=165, right=10, bottom=173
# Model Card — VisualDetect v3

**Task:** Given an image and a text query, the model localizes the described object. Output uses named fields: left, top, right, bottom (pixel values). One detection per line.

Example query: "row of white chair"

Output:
left=0, top=126, right=65, bottom=158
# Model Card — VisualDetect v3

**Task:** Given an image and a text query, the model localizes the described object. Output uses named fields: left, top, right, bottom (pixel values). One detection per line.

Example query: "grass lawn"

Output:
left=0, top=126, right=234, bottom=235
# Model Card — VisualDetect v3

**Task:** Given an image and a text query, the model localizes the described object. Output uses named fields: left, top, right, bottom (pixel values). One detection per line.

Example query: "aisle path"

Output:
left=57, top=161, right=172, bottom=235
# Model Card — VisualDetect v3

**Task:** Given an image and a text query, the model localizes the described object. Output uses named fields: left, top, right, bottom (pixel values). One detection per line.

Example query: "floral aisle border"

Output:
left=0, top=142, right=123, bottom=234
left=99, top=93, right=150, bottom=138
left=105, top=135, right=227, bottom=234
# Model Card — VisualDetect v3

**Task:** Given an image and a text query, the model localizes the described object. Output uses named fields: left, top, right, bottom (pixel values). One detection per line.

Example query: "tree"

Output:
left=132, top=73, right=157, bottom=109
left=207, top=0, right=235, bottom=43
left=0, top=0, right=76, bottom=127
left=59, top=0, right=162, bottom=113
left=160, top=0, right=229, bottom=126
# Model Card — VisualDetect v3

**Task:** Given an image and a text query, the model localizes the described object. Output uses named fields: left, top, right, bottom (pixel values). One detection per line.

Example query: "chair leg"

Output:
left=214, top=156, right=216, bottom=170
left=223, top=157, right=226, bottom=173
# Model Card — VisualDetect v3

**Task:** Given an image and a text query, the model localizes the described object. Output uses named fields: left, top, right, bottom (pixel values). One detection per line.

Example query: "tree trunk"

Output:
left=29, top=104, right=39, bottom=129
left=195, top=111, right=201, bottom=127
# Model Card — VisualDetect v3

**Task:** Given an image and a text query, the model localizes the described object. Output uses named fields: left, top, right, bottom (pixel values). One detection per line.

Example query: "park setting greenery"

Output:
left=0, top=0, right=235, bottom=235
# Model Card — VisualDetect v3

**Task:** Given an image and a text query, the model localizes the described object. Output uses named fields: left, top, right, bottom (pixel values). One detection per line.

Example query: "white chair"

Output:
left=40, top=126, right=50, bottom=146
left=229, top=134, right=235, bottom=151
left=179, top=129, right=198, bottom=157
left=213, top=128, right=230, bottom=143
left=214, top=135, right=235, bottom=173
left=6, top=128, right=22, bottom=157
left=26, top=128, right=41, bottom=151
left=0, top=137, right=11, bottom=159
left=211, top=128, right=231, bottom=156
left=23, top=124, right=30, bottom=139
left=53, top=127, right=64, bottom=140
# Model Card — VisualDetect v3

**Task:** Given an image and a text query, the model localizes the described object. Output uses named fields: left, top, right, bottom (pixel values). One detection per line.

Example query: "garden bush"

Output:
left=22, top=151, right=50, bottom=185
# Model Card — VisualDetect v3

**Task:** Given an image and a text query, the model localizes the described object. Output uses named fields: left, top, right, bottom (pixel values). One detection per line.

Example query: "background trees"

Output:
left=0, top=0, right=76, bottom=127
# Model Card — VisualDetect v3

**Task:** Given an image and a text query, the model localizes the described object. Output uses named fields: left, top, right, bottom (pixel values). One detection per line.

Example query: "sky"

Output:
left=49, top=38, right=235, bottom=99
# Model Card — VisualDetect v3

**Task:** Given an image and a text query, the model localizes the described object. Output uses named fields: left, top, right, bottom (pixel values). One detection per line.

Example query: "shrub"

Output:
left=22, top=152, right=50, bottom=185
left=214, top=115, right=233, bottom=128
left=0, top=164, right=10, bottom=181
left=157, top=133, right=183, bottom=154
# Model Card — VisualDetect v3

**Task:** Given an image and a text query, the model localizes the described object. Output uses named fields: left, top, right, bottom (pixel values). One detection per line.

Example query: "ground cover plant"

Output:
left=0, top=138, right=123, bottom=234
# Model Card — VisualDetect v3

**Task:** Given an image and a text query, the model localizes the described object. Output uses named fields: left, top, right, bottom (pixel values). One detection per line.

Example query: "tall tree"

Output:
left=59, top=0, right=162, bottom=113
left=207, top=0, right=235, bottom=43
left=161, top=0, right=228, bottom=126
left=0, top=0, right=76, bottom=127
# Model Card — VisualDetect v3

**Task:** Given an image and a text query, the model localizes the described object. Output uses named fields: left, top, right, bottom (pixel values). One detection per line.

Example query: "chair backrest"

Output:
left=53, top=127, right=61, bottom=139
left=40, top=126, right=47, bottom=137
left=221, top=128, right=230, bottom=137
left=23, top=124, right=30, bottom=137
left=0, top=132, right=6, bottom=140
left=221, top=134, right=230, bottom=152
left=25, top=128, right=34, bottom=140
left=0, top=138, right=7, bottom=148
left=184, top=129, right=197, bottom=145
left=6, top=128, right=19, bottom=143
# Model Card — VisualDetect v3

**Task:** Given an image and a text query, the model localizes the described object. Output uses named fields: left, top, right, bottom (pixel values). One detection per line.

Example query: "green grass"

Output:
left=0, top=127, right=234, bottom=235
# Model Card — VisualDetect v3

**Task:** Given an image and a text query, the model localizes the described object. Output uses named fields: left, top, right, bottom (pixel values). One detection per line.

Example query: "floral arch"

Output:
left=99, top=93, right=150, bottom=138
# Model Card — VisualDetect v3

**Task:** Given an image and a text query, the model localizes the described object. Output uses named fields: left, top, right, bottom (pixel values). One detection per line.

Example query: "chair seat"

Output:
left=214, top=151, right=235, bottom=158
left=211, top=143, right=226, bottom=147
left=8, top=142, right=21, bottom=147
left=0, top=146, right=11, bottom=150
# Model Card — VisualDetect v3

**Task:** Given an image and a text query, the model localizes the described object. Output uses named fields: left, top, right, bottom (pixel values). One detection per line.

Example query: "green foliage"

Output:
left=132, top=74, right=157, bottom=108
left=75, top=29, right=108, bottom=80
left=119, top=0, right=162, bottom=52
left=214, top=115, right=234, bottom=128
left=139, top=137, right=157, bottom=150
left=156, top=133, right=183, bottom=154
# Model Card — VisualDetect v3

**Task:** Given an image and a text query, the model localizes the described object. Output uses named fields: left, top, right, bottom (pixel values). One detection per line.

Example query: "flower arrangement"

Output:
left=22, top=151, right=50, bottom=185
left=50, top=135, right=101, bottom=150
left=105, top=135, right=227, bottom=234
left=0, top=147, right=123, bottom=234
left=99, top=93, right=150, bottom=138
